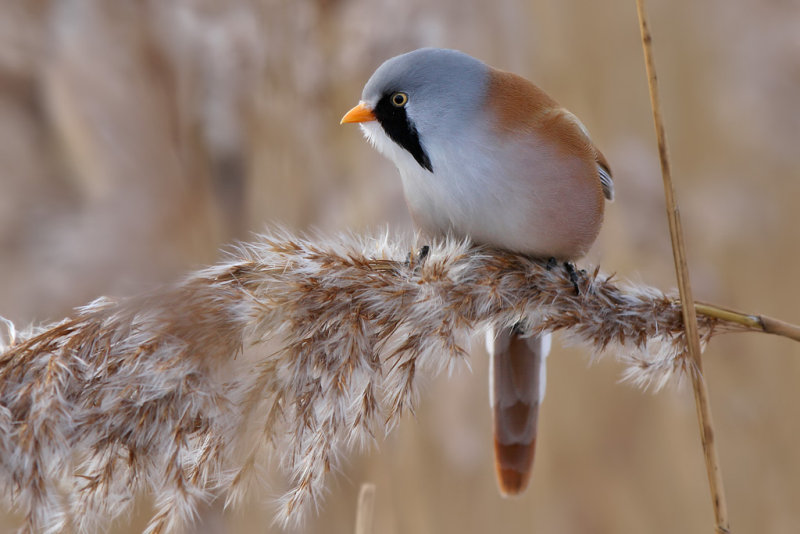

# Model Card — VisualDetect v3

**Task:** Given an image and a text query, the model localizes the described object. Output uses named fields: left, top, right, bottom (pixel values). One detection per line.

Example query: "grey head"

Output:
left=360, top=48, right=490, bottom=173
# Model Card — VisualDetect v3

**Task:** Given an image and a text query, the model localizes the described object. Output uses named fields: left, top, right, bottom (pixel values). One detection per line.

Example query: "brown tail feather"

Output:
left=488, top=326, right=549, bottom=496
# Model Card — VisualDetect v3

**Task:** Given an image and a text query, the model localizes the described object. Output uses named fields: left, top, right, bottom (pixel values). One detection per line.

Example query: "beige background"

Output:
left=1, top=0, right=799, bottom=532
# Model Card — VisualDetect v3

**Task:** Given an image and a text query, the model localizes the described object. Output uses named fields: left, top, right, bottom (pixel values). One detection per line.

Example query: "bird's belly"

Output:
left=401, top=161, right=603, bottom=260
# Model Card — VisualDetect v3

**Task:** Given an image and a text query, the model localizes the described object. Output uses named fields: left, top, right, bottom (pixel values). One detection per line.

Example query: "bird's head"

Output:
left=341, top=48, right=490, bottom=174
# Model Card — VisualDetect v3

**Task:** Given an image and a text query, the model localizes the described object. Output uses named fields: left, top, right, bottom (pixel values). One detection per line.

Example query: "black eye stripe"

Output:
left=373, top=93, right=432, bottom=173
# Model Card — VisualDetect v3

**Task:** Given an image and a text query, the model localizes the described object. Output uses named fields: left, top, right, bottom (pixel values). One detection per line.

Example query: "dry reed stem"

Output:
left=354, top=483, right=376, bottom=534
left=0, top=230, right=795, bottom=532
left=634, top=1, right=731, bottom=531
left=694, top=303, right=800, bottom=342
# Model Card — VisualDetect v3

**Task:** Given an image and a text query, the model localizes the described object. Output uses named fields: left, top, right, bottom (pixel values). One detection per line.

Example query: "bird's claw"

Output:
left=406, top=245, right=430, bottom=270
left=564, top=262, right=582, bottom=295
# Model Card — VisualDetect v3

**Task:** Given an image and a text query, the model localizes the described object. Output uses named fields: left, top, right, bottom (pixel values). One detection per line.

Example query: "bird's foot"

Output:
left=546, top=257, right=558, bottom=271
left=511, top=321, right=527, bottom=336
left=563, top=262, right=582, bottom=295
left=406, top=245, right=430, bottom=270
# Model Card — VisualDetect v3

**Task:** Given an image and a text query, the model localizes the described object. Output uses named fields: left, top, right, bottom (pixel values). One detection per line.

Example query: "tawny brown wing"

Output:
left=595, top=149, right=614, bottom=201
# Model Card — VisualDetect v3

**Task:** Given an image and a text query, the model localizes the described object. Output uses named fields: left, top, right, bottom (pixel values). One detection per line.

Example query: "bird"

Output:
left=341, top=47, right=613, bottom=497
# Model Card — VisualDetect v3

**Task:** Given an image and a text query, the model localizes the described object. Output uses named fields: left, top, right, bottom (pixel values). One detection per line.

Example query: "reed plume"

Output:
left=0, top=230, right=784, bottom=532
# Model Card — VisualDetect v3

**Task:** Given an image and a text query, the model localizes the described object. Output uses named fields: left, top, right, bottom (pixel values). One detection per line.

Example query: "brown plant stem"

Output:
left=634, top=1, right=731, bottom=532
left=694, top=302, right=800, bottom=342
left=354, top=483, right=376, bottom=534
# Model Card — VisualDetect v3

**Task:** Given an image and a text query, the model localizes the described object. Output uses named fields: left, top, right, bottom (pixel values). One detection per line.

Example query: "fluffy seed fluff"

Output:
left=0, top=230, right=743, bottom=532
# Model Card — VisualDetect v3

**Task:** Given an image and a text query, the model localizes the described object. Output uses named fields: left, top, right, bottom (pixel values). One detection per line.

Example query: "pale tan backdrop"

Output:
left=1, top=0, right=799, bottom=532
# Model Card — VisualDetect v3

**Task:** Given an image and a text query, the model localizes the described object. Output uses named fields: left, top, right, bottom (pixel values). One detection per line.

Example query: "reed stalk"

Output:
left=1, top=231, right=795, bottom=532
left=634, top=1, right=731, bottom=531
left=354, top=483, right=376, bottom=534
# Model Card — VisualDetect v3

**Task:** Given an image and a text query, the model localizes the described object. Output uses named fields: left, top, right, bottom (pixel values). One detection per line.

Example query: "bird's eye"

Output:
left=391, top=92, right=408, bottom=107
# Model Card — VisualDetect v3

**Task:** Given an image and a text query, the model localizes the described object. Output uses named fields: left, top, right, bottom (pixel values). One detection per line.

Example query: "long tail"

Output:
left=487, top=325, right=550, bottom=496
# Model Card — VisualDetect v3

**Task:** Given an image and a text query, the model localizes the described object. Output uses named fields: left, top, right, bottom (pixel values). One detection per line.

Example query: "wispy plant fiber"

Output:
left=0, top=231, right=745, bottom=532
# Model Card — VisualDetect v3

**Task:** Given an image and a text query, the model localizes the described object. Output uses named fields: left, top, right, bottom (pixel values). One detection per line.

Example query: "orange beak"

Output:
left=340, top=102, right=376, bottom=124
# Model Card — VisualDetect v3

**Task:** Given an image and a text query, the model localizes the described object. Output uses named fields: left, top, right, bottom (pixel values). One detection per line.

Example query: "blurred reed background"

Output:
left=0, top=0, right=799, bottom=532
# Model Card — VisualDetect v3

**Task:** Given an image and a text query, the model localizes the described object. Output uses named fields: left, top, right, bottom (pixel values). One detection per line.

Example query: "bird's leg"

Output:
left=563, top=262, right=581, bottom=295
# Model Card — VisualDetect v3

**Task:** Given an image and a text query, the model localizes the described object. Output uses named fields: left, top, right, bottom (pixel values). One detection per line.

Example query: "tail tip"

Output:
left=496, top=468, right=531, bottom=497
left=493, top=438, right=536, bottom=496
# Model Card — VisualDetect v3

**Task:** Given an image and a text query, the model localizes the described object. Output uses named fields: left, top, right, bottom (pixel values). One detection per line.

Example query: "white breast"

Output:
left=360, top=118, right=602, bottom=259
